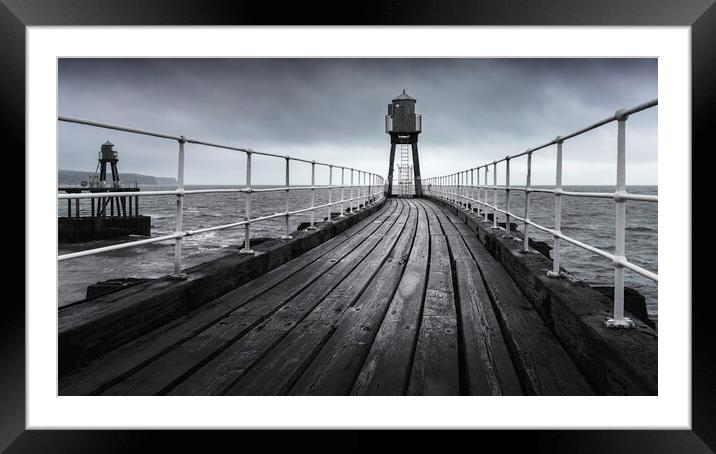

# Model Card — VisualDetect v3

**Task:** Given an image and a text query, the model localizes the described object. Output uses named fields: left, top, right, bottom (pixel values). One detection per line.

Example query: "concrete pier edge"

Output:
left=58, top=199, right=386, bottom=375
left=426, top=196, right=657, bottom=395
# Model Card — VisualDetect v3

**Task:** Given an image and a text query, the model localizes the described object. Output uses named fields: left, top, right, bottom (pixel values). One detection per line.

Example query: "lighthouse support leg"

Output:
left=411, top=139, right=423, bottom=197
left=386, top=142, right=396, bottom=196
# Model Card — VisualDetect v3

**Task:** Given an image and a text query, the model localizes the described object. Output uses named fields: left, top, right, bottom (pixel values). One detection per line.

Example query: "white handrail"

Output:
left=424, top=99, right=658, bottom=329
left=57, top=117, right=386, bottom=278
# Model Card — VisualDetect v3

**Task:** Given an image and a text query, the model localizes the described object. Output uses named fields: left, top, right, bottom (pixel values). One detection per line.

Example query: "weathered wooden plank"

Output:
left=350, top=202, right=430, bottom=395
left=407, top=218, right=459, bottom=395
left=425, top=200, right=523, bottom=396
left=60, top=200, right=399, bottom=395
left=98, top=201, right=404, bottom=395
left=439, top=205, right=594, bottom=395
left=161, top=200, right=408, bottom=395
left=222, top=319, right=335, bottom=395
left=421, top=209, right=456, bottom=318
left=289, top=201, right=419, bottom=395
left=224, top=201, right=415, bottom=395
left=407, top=316, right=459, bottom=395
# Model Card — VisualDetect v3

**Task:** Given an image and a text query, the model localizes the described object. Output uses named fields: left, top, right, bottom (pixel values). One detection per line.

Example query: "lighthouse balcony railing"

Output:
left=57, top=116, right=386, bottom=280
left=424, top=98, right=658, bottom=329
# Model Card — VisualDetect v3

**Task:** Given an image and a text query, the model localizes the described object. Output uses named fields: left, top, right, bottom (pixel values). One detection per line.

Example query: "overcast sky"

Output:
left=58, top=58, right=657, bottom=186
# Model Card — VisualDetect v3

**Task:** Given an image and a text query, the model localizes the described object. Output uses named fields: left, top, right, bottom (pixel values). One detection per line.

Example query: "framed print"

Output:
left=3, top=0, right=712, bottom=451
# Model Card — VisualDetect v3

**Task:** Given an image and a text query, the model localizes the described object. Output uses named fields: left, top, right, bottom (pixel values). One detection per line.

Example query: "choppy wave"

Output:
left=626, top=226, right=657, bottom=232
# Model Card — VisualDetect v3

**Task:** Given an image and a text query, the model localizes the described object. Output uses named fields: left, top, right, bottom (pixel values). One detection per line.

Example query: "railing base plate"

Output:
left=604, top=317, right=636, bottom=329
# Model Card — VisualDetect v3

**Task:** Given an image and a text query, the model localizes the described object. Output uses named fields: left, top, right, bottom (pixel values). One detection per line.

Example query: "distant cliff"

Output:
left=58, top=169, right=177, bottom=186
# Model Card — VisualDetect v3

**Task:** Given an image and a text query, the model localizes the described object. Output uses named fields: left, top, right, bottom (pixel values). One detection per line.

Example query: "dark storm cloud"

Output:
left=58, top=58, right=657, bottom=184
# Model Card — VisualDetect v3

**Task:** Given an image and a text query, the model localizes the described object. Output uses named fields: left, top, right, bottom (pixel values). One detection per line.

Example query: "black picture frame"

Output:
left=3, top=1, right=711, bottom=452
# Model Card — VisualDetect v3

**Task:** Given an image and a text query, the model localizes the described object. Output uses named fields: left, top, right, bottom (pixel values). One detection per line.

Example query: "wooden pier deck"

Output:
left=60, top=198, right=596, bottom=396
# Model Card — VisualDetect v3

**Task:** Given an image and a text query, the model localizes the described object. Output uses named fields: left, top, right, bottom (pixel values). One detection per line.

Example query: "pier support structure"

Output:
left=386, top=132, right=422, bottom=197
left=58, top=140, right=149, bottom=243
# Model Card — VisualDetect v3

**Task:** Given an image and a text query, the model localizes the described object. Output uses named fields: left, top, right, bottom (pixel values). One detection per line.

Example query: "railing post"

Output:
left=456, top=172, right=461, bottom=205
left=359, top=171, right=364, bottom=209
left=492, top=161, right=498, bottom=229
left=483, top=167, right=489, bottom=222
left=366, top=172, right=369, bottom=204
left=606, top=110, right=635, bottom=328
left=339, top=167, right=345, bottom=217
left=462, top=171, right=467, bottom=206
left=470, top=168, right=475, bottom=211
left=308, top=161, right=317, bottom=230
left=504, top=157, right=513, bottom=238
left=364, top=171, right=368, bottom=206
left=327, top=165, right=333, bottom=221
left=362, top=171, right=367, bottom=208
left=457, top=172, right=465, bottom=206
left=350, top=169, right=354, bottom=213
left=282, top=157, right=292, bottom=239
left=240, top=152, right=255, bottom=254
left=170, top=136, right=188, bottom=279
left=547, top=138, right=564, bottom=277
left=374, top=174, right=378, bottom=203
left=367, top=172, right=372, bottom=206
left=452, top=173, right=456, bottom=202
left=521, top=151, right=533, bottom=253
left=476, top=167, right=481, bottom=213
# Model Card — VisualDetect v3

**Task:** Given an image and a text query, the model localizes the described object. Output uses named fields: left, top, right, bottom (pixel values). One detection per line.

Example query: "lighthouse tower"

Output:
left=97, top=140, right=121, bottom=188
left=385, top=90, right=423, bottom=197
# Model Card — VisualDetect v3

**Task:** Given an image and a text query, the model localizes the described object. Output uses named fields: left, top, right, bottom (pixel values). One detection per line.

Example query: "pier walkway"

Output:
left=60, top=198, right=595, bottom=396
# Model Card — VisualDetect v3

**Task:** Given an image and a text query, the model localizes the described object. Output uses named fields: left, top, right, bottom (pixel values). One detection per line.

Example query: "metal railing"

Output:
left=57, top=116, right=386, bottom=279
left=424, top=99, right=658, bottom=329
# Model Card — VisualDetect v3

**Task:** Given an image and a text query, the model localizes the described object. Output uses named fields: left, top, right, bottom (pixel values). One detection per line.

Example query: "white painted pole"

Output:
left=492, top=162, right=498, bottom=229
left=240, top=152, right=255, bottom=254
left=548, top=139, right=564, bottom=276
left=339, top=167, right=345, bottom=217
left=283, top=157, right=291, bottom=239
left=470, top=168, right=475, bottom=210
left=171, top=137, right=187, bottom=279
left=327, top=165, right=333, bottom=221
left=522, top=152, right=533, bottom=252
left=350, top=169, right=354, bottom=213
left=308, top=161, right=316, bottom=229
left=505, top=157, right=513, bottom=237
left=483, top=167, right=489, bottom=222
left=606, top=110, right=635, bottom=328
left=476, top=167, right=480, bottom=213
